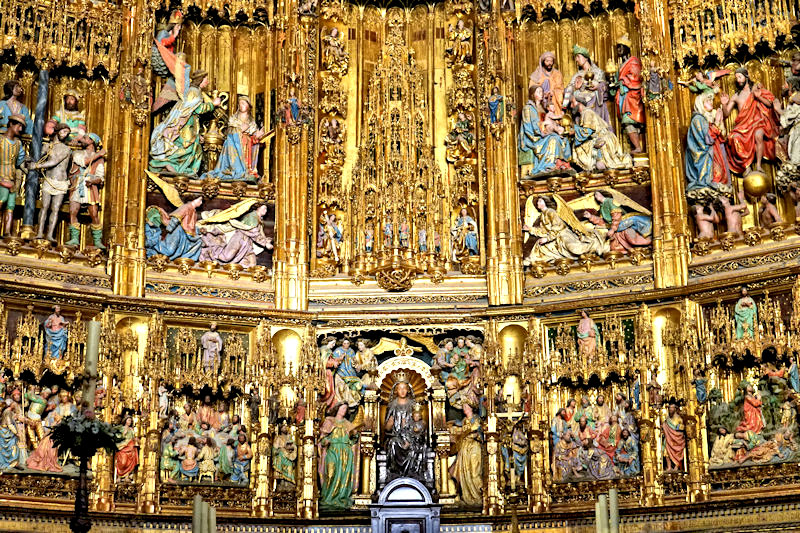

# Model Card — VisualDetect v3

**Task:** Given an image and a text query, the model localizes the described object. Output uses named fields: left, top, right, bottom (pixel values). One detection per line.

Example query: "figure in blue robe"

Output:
left=334, top=340, right=362, bottom=397
left=144, top=201, right=203, bottom=261
left=44, top=309, right=68, bottom=359
left=0, top=99, right=32, bottom=134
left=692, top=369, right=708, bottom=404
left=488, top=87, right=504, bottom=124
left=231, top=435, right=252, bottom=484
left=685, top=93, right=731, bottom=194
left=789, top=358, right=800, bottom=393
left=202, top=97, right=263, bottom=182
left=451, top=209, right=479, bottom=260
left=517, top=96, right=570, bottom=177
left=614, top=432, right=640, bottom=476
left=0, top=405, right=20, bottom=470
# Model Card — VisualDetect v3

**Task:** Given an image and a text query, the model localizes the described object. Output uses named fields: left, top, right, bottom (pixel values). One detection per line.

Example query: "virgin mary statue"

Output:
left=384, top=373, right=428, bottom=481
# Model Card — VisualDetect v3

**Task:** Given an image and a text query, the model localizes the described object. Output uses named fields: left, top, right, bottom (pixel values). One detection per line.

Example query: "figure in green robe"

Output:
left=218, top=438, right=234, bottom=478
left=318, top=403, right=358, bottom=510
left=734, top=288, right=758, bottom=340
left=160, top=437, right=180, bottom=482
left=148, top=42, right=220, bottom=176
left=272, top=424, right=297, bottom=490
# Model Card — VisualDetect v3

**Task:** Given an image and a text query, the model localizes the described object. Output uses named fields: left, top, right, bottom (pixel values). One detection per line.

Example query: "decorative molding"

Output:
left=524, top=274, right=654, bottom=297
left=689, top=248, right=800, bottom=278
left=0, top=263, right=112, bottom=290
left=311, top=294, right=486, bottom=305
left=145, top=282, right=275, bottom=303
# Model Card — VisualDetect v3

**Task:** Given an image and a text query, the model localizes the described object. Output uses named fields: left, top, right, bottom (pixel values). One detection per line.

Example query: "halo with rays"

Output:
left=379, top=368, right=427, bottom=403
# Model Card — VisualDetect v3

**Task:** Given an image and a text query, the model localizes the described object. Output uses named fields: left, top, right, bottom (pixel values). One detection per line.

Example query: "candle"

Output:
left=207, top=504, right=216, bottom=533
left=598, top=494, right=609, bottom=533
left=305, top=417, right=313, bottom=436
left=595, top=501, right=602, bottom=533
left=85, top=320, right=100, bottom=377
left=192, top=495, right=202, bottom=533
left=488, top=415, right=496, bottom=433
left=83, top=320, right=101, bottom=413
left=609, top=488, right=620, bottom=533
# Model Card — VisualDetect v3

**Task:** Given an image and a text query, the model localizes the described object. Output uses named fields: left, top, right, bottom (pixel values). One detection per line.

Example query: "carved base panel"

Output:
left=159, top=483, right=252, bottom=510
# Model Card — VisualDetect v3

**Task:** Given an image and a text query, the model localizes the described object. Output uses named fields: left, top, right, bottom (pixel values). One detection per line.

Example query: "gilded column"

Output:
left=137, top=393, right=161, bottom=513
left=299, top=418, right=318, bottom=518
left=683, top=300, right=709, bottom=502
left=637, top=304, right=661, bottom=506
left=480, top=8, right=523, bottom=305
left=109, top=0, right=156, bottom=297
left=638, top=0, right=689, bottom=288
left=273, top=3, right=311, bottom=311
left=527, top=420, right=547, bottom=512
left=137, top=313, right=163, bottom=514
left=484, top=414, right=502, bottom=515
left=252, top=416, right=272, bottom=516
left=91, top=375, right=116, bottom=512
left=354, top=390, right=378, bottom=507
left=432, top=386, right=456, bottom=503
left=91, top=451, right=115, bottom=512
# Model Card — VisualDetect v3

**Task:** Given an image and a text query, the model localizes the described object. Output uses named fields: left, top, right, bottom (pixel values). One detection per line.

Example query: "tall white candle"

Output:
left=83, top=320, right=101, bottom=413
left=609, top=488, right=620, bottom=533
left=85, top=321, right=100, bottom=377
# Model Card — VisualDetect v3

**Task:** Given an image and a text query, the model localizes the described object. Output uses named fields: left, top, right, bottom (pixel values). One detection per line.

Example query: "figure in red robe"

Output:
left=735, top=384, right=764, bottom=435
left=721, top=68, right=781, bottom=174
left=610, top=35, right=645, bottom=153
left=662, top=403, right=686, bottom=472
left=115, top=417, right=139, bottom=480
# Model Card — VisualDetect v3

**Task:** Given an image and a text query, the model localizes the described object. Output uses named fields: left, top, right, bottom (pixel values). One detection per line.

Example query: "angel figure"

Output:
left=322, top=28, right=349, bottom=75
left=577, top=190, right=652, bottom=253
left=522, top=195, right=607, bottom=265
left=677, top=69, right=730, bottom=95
left=151, top=10, right=184, bottom=112
left=298, top=0, right=318, bottom=16
left=144, top=171, right=204, bottom=260
left=354, top=339, right=379, bottom=391
left=149, top=42, right=221, bottom=176
left=197, top=199, right=274, bottom=267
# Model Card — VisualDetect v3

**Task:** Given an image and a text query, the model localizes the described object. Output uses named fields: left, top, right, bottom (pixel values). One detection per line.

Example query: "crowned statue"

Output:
left=383, top=372, right=430, bottom=485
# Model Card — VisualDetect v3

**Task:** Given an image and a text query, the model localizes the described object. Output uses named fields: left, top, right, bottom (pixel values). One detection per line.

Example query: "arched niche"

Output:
left=272, top=328, right=302, bottom=377
left=499, top=324, right=527, bottom=369
left=653, top=307, right=681, bottom=384
left=376, top=359, right=433, bottom=442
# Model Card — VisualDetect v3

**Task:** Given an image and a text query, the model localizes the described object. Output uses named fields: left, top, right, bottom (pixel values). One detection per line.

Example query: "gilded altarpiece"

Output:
left=2, top=0, right=800, bottom=530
